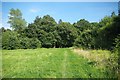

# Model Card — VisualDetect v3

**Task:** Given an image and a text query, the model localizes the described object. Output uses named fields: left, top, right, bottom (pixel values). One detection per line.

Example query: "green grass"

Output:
left=2, top=48, right=109, bottom=78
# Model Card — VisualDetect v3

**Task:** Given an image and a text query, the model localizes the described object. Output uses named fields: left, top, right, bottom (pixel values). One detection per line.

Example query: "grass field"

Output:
left=2, top=48, right=111, bottom=78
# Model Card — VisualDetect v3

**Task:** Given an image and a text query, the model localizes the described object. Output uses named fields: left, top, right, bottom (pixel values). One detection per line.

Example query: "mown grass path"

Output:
left=62, top=51, right=67, bottom=78
left=2, top=48, right=106, bottom=78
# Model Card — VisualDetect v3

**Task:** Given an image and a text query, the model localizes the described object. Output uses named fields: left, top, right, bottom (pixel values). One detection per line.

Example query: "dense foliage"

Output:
left=2, top=9, right=120, bottom=50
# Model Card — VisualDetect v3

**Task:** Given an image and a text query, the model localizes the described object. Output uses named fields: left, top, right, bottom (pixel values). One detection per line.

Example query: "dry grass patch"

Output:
left=73, top=48, right=111, bottom=69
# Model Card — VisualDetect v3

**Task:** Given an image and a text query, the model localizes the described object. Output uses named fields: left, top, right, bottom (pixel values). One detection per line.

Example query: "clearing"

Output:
left=2, top=48, right=111, bottom=78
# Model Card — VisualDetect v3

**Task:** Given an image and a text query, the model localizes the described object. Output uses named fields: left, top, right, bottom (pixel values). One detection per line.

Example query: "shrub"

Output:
left=2, top=30, right=41, bottom=50
left=29, top=38, right=41, bottom=49
left=19, top=37, right=41, bottom=49
left=104, top=34, right=120, bottom=78
left=19, top=37, right=31, bottom=49
left=2, top=31, right=20, bottom=50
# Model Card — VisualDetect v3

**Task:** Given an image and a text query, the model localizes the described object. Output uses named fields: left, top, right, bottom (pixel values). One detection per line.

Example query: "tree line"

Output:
left=1, top=8, right=120, bottom=50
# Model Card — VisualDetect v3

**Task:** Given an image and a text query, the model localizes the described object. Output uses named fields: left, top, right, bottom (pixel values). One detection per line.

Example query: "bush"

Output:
left=29, top=38, right=41, bottom=49
left=2, top=31, right=20, bottom=50
left=104, top=34, right=120, bottom=78
left=19, top=37, right=31, bottom=49
left=2, top=30, right=41, bottom=50
left=19, top=37, right=41, bottom=49
left=74, top=31, right=94, bottom=49
left=114, top=34, right=120, bottom=77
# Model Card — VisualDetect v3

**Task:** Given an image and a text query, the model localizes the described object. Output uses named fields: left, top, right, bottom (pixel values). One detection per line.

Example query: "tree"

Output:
left=29, top=38, right=41, bottom=49
left=74, top=29, right=95, bottom=49
left=3, top=8, right=120, bottom=50
left=40, top=32, right=56, bottom=48
left=26, top=15, right=57, bottom=48
left=8, top=8, right=27, bottom=32
left=111, top=12, right=116, bottom=17
left=2, top=31, right=20, bottom=50
left=0, top=27, right=6, bottom=32
left=73, top=19, right=91, bottom=32
left=19, top=37, right=41, bottom=49
left=73, top=19, right=97, bottom=49
left=58, top=19, right=62, bottom=24
left=56, top=22, right=78, bottom=47
left=95, top=13, right=120, bottom=49
left=25, top=23, right=38, bottom=38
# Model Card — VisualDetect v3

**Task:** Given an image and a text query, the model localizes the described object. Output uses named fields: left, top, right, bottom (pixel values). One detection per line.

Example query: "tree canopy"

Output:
left=8, top=8, right=27, bottom=32
left=2, top=9, right=120, bottom=50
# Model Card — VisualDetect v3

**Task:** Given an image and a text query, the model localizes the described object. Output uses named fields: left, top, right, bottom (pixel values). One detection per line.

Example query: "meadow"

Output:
left=1, top=2, right=119, bottom=79
left=2, top=48, right=113, bottom=78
